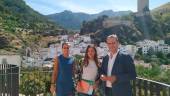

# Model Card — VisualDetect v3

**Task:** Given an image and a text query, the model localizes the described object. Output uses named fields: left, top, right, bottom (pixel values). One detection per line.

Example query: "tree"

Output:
left=20, top=69, right=51, bottom=96
left=165, top=37, right=170, bottom=45
left=147, top=47, right=155, bottom=56
left=0, top=36, right=9, bottom=49
left=156, top=52, right=166, bottom=59
left=134, top=53, right=142, bottom=60
left=167, top=53, right=170, bottom=58
left=143, top=55, right=151, bottom=63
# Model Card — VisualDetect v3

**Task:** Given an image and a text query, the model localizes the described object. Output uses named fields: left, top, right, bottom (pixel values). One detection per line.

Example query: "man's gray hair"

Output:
left=107, top=34, right=119, bottom=41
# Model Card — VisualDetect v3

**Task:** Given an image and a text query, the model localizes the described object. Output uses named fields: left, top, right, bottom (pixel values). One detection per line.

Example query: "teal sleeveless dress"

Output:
left=56, top=54, right=74, bottom=96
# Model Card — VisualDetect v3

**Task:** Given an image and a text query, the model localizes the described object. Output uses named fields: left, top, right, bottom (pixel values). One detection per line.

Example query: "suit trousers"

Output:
left=105, top=87, right=115, bottom=96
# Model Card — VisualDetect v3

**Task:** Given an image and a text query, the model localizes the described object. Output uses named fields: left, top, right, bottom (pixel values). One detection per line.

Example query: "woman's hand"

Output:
left=93, top=79, right=100, bottom=89
left=50, top=84, right=56, bottom=94
left=93, top=83, right=97, bottom=89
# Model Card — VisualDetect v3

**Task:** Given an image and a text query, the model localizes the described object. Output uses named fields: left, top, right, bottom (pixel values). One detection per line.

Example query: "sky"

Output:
left=23, top=0, right=170, bottom=15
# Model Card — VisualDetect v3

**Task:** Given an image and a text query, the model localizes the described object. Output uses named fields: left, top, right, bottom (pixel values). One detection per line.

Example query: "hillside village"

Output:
left=16, top=34, right=170, bottom=69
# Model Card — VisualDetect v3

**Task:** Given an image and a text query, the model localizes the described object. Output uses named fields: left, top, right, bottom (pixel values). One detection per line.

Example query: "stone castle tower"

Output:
left=138, top=0, right=149, bottom=13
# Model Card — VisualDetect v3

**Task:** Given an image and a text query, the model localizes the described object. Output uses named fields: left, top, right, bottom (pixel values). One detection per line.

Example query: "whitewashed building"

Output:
left=0, top=55, right=21, bottom=66
left=136, top=40, right=170, bottom=54
left=120, top=45, right=138, bottom=58
left=81, top=35, right=91, bottom=43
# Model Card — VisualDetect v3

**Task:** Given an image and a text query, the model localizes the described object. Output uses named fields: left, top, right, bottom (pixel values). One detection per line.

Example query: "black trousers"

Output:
left=105, top=87, right=114, bottom=96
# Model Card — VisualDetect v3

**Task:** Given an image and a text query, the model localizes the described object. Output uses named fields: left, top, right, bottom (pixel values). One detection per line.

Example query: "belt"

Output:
left=82, top=79, right=95, bottom=85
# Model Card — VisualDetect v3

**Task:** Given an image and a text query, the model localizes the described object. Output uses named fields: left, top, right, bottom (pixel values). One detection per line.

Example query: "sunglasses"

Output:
left=63, top=47, right=69, bottom=49
left=107, top=42, right=115, bottom=45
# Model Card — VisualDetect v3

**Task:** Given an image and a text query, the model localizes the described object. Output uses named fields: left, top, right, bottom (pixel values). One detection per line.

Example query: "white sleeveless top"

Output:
left=82, top=60, right=98, bottom=81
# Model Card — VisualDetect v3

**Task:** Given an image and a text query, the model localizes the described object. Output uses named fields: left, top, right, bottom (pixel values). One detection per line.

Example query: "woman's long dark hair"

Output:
left=83, top=45, right=99, bottom=67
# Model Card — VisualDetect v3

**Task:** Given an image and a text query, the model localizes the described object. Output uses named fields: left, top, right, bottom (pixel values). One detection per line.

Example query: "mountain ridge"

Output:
left=46, top=10, right=132, bottom=30
left=80, top=2, right=170, bottom=44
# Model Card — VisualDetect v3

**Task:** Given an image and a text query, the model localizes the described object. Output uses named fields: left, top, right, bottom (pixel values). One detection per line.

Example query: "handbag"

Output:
left=76, top=80, right=93, bottom=95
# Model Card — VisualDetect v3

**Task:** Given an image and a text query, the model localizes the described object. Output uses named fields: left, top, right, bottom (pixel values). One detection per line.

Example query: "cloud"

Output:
left=56, top=0, right=137, bottom=13
left=24, top=0, right=137, bottom=14
left=57, top=1, right=101, bottom=14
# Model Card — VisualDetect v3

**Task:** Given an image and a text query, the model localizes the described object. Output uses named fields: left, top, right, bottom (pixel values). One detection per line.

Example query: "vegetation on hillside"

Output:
left=0, top=0, right=60, bottom=33
left=0, top=0, right=63, bottom=53
left=136, top=64, right=170, bottom=84
left=80, top=14, right=143, bottom=44
left=135, top=49, right=170, bottom=84
left=80, top=4, right=170, bottom=44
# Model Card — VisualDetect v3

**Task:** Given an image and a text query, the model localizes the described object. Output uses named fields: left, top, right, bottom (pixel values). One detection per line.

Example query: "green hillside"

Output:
left=80, top=2, right=170, bottom=44
left=152, top=2, right=170, bottom=14
left=0, top=0, right=62, bottom=53
left=80, top=15, right=143, bottom=44
left=151, top=2, right=170, bottom=44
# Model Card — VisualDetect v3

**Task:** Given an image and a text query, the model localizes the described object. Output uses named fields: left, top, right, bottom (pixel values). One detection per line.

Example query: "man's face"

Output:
left=106, top=37, right=119, bottom=53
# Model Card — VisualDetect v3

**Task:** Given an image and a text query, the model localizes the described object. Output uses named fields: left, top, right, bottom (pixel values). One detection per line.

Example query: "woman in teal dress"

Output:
left=50, top=42, right=75, bottom=96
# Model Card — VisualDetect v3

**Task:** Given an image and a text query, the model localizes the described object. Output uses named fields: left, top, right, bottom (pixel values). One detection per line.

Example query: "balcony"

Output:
left=0, top=64, right=170, bottom=96
left=133, top=77, right=170, bottom=96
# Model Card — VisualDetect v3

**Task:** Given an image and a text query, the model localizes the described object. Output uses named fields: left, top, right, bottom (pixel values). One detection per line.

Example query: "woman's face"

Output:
left=62, top=44, right=70, bottom=57
left=87, top=47, right=95, bottom=59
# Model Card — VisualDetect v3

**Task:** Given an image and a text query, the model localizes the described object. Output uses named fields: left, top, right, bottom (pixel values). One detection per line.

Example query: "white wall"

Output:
left=0, top=55, right=21, bottom=66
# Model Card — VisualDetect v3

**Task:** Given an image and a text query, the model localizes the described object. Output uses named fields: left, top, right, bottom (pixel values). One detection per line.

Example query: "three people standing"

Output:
left=50, top=34, right=137, bottom=96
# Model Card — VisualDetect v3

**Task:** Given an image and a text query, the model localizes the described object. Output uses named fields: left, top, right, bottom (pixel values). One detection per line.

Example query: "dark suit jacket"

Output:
left=99, top=52, right=137, bottom=96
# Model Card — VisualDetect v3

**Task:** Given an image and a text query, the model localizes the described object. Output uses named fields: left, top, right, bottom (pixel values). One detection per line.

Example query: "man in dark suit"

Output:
left=100, top=34, right=137, bottom=96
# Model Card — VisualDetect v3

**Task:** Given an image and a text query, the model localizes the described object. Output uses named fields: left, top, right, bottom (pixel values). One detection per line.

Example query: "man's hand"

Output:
left=108, top=75, right=117, bottom=83
left=100, top=74, right=117, bottom=83
left=100, top=74, right=107, bottom=81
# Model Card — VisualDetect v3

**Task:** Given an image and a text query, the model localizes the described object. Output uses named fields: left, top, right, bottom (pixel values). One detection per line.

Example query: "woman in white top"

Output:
left=78, top=45, right=100, bottom=96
